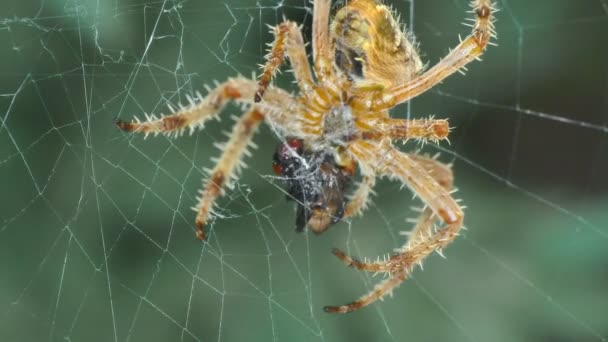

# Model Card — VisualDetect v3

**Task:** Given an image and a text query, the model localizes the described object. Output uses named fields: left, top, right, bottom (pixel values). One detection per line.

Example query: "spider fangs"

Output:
left=115, top=0, right=496, bottom=314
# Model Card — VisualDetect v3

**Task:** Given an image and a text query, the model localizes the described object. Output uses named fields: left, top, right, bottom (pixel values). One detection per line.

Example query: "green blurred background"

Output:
left=1, top=0, right=607, bottom=341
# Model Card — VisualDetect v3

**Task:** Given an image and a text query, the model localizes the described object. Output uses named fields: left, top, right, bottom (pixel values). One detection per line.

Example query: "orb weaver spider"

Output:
left=116, top=0, right=496, bottom=313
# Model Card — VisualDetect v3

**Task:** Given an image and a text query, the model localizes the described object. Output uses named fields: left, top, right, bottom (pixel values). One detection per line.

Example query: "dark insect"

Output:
left=272, top=138, right=354, bottom=234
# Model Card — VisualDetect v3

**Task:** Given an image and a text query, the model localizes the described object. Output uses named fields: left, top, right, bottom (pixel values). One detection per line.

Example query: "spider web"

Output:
left=1, top=0, right=607, bottom=341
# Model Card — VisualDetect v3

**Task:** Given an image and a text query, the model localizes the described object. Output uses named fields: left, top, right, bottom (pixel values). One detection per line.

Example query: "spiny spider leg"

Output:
left=325, top=143, right=462, bottom=313
left=343, top=175, right=376, bottom=219
left=116, top=78, right=268, bottom=137
left=339, top=117, right=452, bottom=225
left=311, top=0, right=334, bottom=82
left=194, top=109, right=264, bottom=240
left=408, top=154, right=454, bottom=190
left=357, top=117, right=450, bottom=142
left=331, top=204, right=437, bottom=273
left=329, top=189, right=446, bottom=313
left=255, top=21, right=315, bottom=102
left=400, top=154, right=454, bottom=252
left=353, top=0, right=496, bottom=112
left=116, top=77, right=301, bottom=240
left=333, top=154, right=453, bottom=272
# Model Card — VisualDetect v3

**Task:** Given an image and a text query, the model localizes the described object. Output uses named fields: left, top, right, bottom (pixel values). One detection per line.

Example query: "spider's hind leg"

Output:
left=333, top=153, right=454, bottom=272
left=326, top=146, right=462, bottom=313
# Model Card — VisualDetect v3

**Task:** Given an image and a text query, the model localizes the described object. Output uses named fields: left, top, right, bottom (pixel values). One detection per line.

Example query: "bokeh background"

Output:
left=1, top=0, right=607, bottom=341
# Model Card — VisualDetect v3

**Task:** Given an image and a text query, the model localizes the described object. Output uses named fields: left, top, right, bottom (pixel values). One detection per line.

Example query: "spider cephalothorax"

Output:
left=116, top=0, right=495, bottom=313
left=272, top=138, right=354, bottom=233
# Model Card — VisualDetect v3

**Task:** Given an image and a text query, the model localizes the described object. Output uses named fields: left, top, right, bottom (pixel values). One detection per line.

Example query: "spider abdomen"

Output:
left=330, top=0, right=423, bottom=88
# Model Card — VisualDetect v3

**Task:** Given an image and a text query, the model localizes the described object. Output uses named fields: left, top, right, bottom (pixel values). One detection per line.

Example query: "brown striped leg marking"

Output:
left=358, top=118, right=450, bottom=143
left=255, top=21, right=315, bottom=103
left=194, top=109, right=264, bottom=241
left=116, top=78, right=257, bottom=137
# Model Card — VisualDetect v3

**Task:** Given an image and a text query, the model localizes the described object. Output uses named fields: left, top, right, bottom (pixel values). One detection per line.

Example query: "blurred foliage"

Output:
left=0, top=0, right=607, bottom=341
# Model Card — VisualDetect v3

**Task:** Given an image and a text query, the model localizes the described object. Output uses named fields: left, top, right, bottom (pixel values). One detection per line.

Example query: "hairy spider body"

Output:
left=116, top=0, right=495, bottom=313
left=331, top=0, right=423, bottom=88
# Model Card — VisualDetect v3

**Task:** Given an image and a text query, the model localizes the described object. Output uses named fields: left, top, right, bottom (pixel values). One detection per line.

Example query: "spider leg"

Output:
left=340, top=149, right=451, bottom=221
left=255, top=21, right=315, bottom=102
left=368, top=144, right=462, bottom=225
left=325, top=271, right=408, bottom=313
left=312, top=0, right=334, bottom=82
left=352, top=0, right=496, bottom=112
left=357, top=117, right=450, bottom=143
left=408, top=154, right=453, bottom=190
left=325, top=143, right=462, bottom=313
left=332, top=201, right=437, bottom=273
left=326, top=205, right=438, bottom=313
left=194, top=109, right=264, bottom=241
left=343, top=175, right=376, bottom=219
left=115, top=77, right=293, bottom=137
left=333, top=154, right=453, bottom=272
left=400, top=154, right=454, bottom=252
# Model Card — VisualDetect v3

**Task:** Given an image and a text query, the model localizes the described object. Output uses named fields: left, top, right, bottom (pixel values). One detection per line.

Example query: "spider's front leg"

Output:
left=325, top=142, right=462, bottom=313
left=194, top=109, right=264, bottom=240
left=255, top=21, right=314, bottom=102
left=116, top=78, right=261, bottom=137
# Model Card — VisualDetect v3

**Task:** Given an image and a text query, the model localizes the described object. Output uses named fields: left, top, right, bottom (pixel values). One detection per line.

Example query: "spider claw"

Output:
left=331, top=247, right=346, bottom=259
left=323, top=304, right=355, bottom=314
left=115, top=118, right=135, bottom=132
left=195, top=222, right=208, bottom=241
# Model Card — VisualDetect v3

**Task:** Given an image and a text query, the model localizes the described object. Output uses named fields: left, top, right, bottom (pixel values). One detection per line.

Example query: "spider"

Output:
left=115, top=0, right=495, bottom=313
